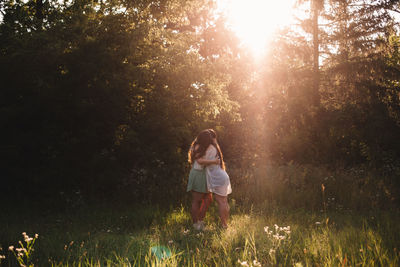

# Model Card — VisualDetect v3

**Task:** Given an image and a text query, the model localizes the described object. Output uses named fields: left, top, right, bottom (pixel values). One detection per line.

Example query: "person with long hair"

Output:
left=204, top=129, right=232, bottom=228
left=187, top=130, right=220, bottom=230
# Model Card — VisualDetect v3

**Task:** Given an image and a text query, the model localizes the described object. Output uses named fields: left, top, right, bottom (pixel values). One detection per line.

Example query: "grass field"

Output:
left=1, top=200, right=399, bottom=266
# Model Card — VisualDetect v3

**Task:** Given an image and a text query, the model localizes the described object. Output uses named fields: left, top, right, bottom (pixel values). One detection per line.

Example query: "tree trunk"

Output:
left=312, top=0, right=320, bottom=107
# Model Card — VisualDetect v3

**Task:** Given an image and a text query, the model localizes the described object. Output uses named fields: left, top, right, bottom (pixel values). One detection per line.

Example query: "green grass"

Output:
left=1, top=201, right=399, bottom=266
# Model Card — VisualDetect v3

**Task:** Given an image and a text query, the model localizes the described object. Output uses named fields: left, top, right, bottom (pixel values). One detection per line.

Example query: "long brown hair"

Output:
left=188, top=129, right=226, bottom=170
left=207, top=129, right=226, bottom=170
left=188, top=129, right=213, bottom=164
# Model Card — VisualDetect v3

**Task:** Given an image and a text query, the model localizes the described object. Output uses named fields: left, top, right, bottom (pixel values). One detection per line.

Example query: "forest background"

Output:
left=2, top=0, right=400, bottom=265
left=1, top=0, right=400, bottom=211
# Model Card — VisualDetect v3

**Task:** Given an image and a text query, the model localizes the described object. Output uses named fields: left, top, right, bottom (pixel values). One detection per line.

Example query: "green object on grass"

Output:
left=150, top=245, right=172, bottom=260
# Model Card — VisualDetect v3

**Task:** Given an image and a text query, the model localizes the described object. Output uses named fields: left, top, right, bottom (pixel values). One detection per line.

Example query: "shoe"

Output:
left=193, top=222, right=201, bottom=231
left=198, top=221, right=206, bottom=231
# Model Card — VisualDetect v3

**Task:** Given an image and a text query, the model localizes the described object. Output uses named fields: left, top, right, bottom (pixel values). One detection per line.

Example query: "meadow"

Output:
left=1, top=199, right=399, bottom=266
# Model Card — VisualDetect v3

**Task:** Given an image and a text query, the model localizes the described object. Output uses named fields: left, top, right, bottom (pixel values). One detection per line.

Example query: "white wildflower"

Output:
left=8, top=246, right=14, bottom=251
left=168, top=240, right=173, bottom=244
left=269, top=249, right=276, bottom=255
left=237, top=259, right=249, bottom=266
left=183, top=229, right=190, bottom=235
left=315, top=222, right=321, bottom=225
left=0, top=255, right=5, bottom=259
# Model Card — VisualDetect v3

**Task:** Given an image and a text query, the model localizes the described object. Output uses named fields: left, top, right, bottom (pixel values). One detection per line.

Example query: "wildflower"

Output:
left=168, top=240, right=173, bottom=245
left=253, top=259, right=261, bottom=266
left=23, top=232, right=32, bottom=241
left=237, top=259, right=249, bottom=266
left=264, top=226, right=269, bottom=233
left=183, top=229, right=190, bottom=235
left=8, top=246, right=14, bottom=251
left=315, top=222, right=321, bottom=225
left=269, top=249, right=276, bottom=256
left=0, top=255, right=5, bottom=259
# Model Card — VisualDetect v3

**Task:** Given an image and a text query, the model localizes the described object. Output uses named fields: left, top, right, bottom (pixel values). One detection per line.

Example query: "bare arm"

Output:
left=196, top=157, right=220, bottom=166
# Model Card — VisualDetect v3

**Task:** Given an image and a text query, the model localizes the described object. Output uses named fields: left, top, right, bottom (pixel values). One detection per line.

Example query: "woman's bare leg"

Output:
left=191, top=191, right=204, bottom=223
left=199, top=193, right=213, bottom=221
left=214, top=194, right=229, bottom=228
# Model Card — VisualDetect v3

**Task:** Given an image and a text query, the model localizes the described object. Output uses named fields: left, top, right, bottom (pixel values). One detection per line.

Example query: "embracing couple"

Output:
left=187, top=129, right=232, bottom=230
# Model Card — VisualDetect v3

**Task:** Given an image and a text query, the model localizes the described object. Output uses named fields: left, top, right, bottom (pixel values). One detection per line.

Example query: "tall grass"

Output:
left=1, top=202, right=399, bottom=266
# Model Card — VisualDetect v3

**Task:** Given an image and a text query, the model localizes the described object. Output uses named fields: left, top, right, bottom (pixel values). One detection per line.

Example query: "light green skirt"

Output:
left=187, top=168, right=208, bottom=193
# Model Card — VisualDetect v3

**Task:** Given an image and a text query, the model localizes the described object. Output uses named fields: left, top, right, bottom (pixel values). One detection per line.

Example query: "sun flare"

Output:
left=217, top=0, right=297, bottom=56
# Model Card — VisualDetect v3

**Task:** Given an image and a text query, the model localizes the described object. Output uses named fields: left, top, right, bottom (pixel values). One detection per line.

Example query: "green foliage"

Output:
left=1, top=0, right=400, bottom=208
left=0, top=0, right=238, bottom=201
